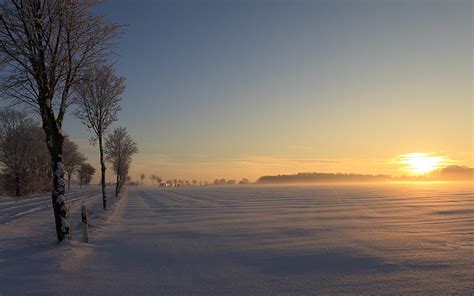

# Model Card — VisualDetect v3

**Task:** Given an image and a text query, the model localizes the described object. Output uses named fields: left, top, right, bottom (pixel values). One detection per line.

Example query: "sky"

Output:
left=61, top=0, right=472, bottom=183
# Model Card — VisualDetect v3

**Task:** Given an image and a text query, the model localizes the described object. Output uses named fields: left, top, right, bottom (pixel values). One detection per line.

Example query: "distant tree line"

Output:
left=213, top=178, right=250, bottom=185
left=138, top=177, right=250, bottom=187
left=257, top=168, right=474, bottom=184
left=434, top=166, right=474, bottom=181
left=257, top=173, right=391, bottom=184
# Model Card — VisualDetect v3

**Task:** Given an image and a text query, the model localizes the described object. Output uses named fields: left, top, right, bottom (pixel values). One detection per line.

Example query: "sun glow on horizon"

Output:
left=398, top=153, right=447, bottom=175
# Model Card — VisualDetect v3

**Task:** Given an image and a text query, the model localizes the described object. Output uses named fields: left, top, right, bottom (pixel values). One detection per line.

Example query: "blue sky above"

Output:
left=56, top=0, right=472, bottom=181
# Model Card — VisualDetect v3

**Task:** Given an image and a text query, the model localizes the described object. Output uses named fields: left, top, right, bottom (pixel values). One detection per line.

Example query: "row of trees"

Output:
left=148, top=174, right=162, bottom=185
left=257, top=168, right=474, bottom=184
left=0, top=109, right=52, bottom=196
left=213, top=178, right=250, bottom=185
left=0, top=0, right=137, bottom=242
left=0, top=109, right=96, bottom=196
left=138, top=175, right=251, bottom=187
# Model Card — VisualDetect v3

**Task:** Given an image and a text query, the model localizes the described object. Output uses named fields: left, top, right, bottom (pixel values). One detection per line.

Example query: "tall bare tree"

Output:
left=0, top=0, right=120, bottom=241
left=73, top=65, right=124, bottom=210
left=63, top=136, right=85, bottom=190
left=104, top=127, right=137, bottom=197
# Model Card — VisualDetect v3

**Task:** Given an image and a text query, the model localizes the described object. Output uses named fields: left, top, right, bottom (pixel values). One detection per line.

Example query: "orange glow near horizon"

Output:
left=398, top=153, right=447, bottom=175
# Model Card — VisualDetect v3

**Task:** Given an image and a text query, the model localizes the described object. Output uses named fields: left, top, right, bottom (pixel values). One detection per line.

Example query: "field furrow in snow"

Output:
left=0, top=188, right=101, bottom=224
left=0, top=183, right=473, bottom=295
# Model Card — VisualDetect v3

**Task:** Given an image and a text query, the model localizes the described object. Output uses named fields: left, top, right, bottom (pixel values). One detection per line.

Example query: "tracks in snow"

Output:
left=0, top=189, right=100, bottom=225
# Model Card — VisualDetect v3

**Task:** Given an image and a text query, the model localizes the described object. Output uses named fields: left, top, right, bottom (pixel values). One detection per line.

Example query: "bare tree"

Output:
left=0, top=109, right=50, bottom=196
left=150, top=174, right=162, bottom=185
left=78, top=162, right=95, bottom=188
left=104, top=127, right=137, bottom=197
left=140, top=173, right=145, bottom=186
left=0, top=109, right=36, bottom=196
left=73, top=65, right=124, bottom=210
left=63, top=136, right=85, bottom=190
left=0, top=0, right=120, bottom=241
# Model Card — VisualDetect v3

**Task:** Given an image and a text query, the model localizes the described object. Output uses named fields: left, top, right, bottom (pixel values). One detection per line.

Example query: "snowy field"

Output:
left=0, top=183, right=473, bottom=295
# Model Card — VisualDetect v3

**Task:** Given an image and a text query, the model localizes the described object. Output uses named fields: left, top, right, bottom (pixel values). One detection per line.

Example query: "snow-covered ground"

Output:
left=0, top=183, right=473, bottom=295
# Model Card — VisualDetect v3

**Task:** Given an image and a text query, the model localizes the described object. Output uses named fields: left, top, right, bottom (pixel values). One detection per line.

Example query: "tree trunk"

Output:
left=67, top=173, right=71, bottom=191
left=115, top=173, right=120, bottom=197
left=15, top=174, right=21, bottom=197
left=99, top=136, right=107, bottom=210
left=48, top=130, right=71, bottom=242
left=115, top=160, right=121, bottom=197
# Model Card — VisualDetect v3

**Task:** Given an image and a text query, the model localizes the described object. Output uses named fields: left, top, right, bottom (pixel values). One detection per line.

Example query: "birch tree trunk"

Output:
left=115, top=159, right=121, bottom=197
left=67, top=174, right=71, bottom=191
left=115, top=173, right=120, bottom=197
left=47, top=127, right=70, bottom=242
left=99, top=136, right=107, bottom=210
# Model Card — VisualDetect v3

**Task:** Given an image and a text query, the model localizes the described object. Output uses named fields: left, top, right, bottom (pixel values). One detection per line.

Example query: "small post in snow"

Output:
left=81, top=205, right=89, bottom=243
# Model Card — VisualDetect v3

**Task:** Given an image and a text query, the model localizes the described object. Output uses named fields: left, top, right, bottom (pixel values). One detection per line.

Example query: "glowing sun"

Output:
left=398, top=153, right=446, bottom=175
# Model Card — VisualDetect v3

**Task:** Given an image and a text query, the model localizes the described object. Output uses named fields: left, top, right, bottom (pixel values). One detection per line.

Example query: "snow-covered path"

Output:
left=1, top=183, right=473, bottom=295
left=0, top=186, right=118, bottom=295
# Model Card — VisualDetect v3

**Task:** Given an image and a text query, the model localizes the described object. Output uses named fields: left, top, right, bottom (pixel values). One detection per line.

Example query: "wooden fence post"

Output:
left=81, top=205, right=89, bottom=243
